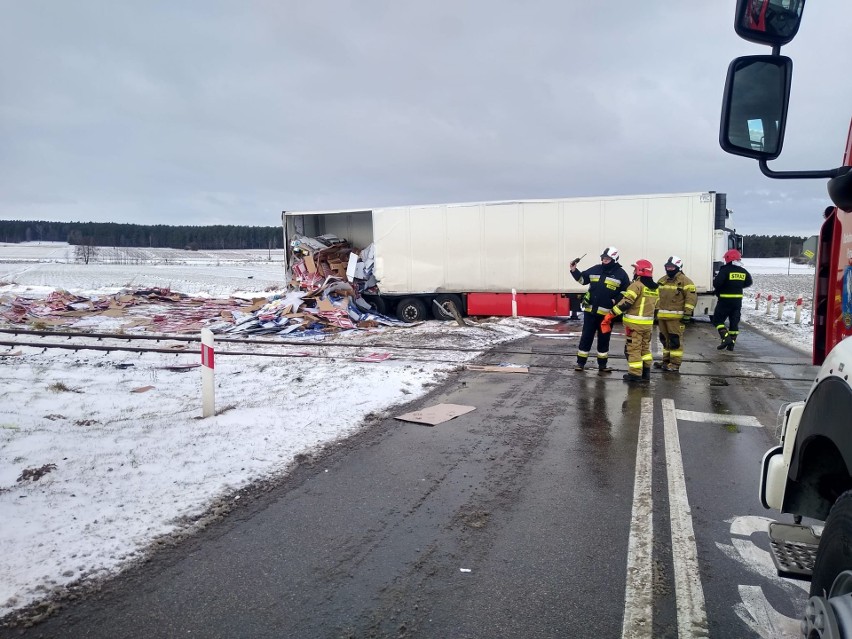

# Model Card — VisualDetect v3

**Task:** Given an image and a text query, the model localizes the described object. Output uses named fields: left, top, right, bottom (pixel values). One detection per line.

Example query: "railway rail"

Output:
left=0, top=326, right=815, bottom=380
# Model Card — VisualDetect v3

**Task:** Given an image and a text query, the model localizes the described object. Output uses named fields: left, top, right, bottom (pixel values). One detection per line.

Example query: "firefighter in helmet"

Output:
left=712, top=248, right=753, bottom=351
left=602, top=259, right=659, bottom=383
left=570, top=246, right=630, bottom=374
left=654, top=255, right=697, bottom=373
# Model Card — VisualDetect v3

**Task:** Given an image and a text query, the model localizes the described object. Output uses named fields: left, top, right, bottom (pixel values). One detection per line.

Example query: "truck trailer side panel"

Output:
left=372, top=193, right=717, bottom=295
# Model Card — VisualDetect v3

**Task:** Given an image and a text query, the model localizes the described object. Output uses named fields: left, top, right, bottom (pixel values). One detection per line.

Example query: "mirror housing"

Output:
left=734, top=0, right=805, bottom=47
left=719, top=55, right=792, bottom=160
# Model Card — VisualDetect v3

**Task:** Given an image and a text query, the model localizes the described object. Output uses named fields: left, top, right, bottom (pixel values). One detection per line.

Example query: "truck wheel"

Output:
left=432, top=294, right=464, bottom=320
left=396, top=297, right=427, bottom=323
left=811, top=490, right=852, bottom=597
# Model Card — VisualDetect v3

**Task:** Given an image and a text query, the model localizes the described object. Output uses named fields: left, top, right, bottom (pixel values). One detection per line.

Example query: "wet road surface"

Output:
left=1, top=320, right=817, bottom=638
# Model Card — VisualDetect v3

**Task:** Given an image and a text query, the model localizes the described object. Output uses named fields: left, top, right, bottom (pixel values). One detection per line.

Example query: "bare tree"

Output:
left=74, top=238, right=99, bottom=265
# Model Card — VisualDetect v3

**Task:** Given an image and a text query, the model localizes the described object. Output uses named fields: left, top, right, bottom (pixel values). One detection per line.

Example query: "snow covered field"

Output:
left=0, top=245, right=816, bottom=624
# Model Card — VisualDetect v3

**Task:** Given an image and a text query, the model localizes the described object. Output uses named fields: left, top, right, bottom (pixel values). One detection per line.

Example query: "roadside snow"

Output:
left=0, top=247, right=817, bottom=622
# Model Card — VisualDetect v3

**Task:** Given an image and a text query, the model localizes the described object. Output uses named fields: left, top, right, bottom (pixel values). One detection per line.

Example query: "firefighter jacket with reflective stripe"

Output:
left=713, top=263, right=753, bottom=299
left=656, top=271, right=697, bottom=319
left=612, top=277, right=659, bottom=327
left=571, top=262, right=630, bottom=315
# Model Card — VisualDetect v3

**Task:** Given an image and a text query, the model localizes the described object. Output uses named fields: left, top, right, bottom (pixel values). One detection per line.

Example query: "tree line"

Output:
left=741, top=234, right=812, bottom=258
left=0, top=220, right=282, bottom=250
left=0, top=221, right=812, bottom=258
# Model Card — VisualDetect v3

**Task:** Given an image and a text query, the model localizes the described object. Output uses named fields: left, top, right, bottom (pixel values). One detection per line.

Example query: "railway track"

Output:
left=0, top=326, right=815, bottom=380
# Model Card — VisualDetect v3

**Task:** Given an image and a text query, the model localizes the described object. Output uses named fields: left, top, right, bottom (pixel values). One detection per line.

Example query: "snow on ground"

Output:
left=0, top=247, right=817, bottom=622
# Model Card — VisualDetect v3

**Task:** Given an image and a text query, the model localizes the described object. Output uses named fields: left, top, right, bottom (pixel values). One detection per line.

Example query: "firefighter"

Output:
left=654, top=255, right=697, bottom=373
left=569, top=246, right=630, bottom=374
left=712, top=248, right=753, bottom=351
left=601, top=259, right=659, bottom=383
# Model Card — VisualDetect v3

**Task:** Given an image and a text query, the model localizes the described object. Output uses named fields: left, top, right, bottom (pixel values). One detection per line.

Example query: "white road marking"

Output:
left=621, top=397, right=655, bottom=639
left=734, top=585, right=801, bottom=638
left=675, top=409, right=763, bottom=428
left=662, top=398, right=709, bottom=638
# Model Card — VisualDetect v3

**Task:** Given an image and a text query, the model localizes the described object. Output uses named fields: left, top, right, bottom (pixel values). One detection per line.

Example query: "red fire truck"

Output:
left=719, top=1, right=852, bottom=635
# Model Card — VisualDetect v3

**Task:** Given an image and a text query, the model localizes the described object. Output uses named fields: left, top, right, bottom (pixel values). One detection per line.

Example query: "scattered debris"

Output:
left=395, top=403, right=476, bottom=426
left=17, top=464, right=57, bottom=483
left=0, top=350, right=22, bottom=357
left=354, top=352, right=392, bottom=363
left=131, top=385, right=155, bottom=393
left=158, top=363, right=201, bottom=372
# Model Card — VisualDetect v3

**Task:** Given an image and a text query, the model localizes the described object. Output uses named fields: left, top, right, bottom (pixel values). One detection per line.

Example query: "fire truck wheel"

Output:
left=396, top=297, right=427, bottom=323
left=811, top=490, right=852, bottom=597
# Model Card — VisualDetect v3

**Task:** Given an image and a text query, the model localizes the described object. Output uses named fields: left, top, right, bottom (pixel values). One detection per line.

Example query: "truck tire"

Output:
left=432, top=294, right=464, bottom=321
left=811, top=490, right=852, bottom=597
left=396, top=297, right=427, bottom=323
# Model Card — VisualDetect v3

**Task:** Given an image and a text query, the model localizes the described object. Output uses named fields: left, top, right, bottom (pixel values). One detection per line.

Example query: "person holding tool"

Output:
left=570, top=246, right=630, bottom=373
left=600, top=259, right=659, bottom=383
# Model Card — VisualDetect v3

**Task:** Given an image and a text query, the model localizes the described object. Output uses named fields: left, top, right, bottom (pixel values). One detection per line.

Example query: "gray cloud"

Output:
left=1, top=1, right=848, bottom=236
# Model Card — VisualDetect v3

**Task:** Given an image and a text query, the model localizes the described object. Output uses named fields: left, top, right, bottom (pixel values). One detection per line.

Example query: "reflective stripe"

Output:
left=596, top=307, right=612, bottom=315
left=604, top=277, right=622, bottom=286
left=641, top=353, right=653, bottom=362
left=658, top=309, right=685, bottom=317
left=628, top=361, right=643, bottom=369
left=596, top=352, right=609, bottom=358
left=577, top=350, right=590, bottom=357
left=670, top=350, right=683, bottom=357
left=719, top=293, right=743, bottom=298
left=624, top=315, right=654, bottom=325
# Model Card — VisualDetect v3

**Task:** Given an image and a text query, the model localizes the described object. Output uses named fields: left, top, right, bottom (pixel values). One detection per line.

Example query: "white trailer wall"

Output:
left=372, top=193, right=717, bottom=294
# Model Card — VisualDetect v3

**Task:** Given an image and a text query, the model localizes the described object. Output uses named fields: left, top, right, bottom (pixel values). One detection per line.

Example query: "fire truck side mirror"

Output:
left=734, top=0, right=805, bottom=48
left=719, top=55, right=792, bottom=161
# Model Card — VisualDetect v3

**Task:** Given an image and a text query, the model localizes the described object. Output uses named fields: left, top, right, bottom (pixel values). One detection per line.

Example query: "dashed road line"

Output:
left=675, top=409, right=763, bottom=428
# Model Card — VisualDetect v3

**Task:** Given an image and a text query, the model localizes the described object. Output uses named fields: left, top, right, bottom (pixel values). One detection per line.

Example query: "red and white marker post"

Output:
left=795, top=296, right=803, bottom=324
left=776, top=295, right=786, bottom=320
left=755, top=292, right=761, bottom=310
left=201, top=328, right=215, bottom=417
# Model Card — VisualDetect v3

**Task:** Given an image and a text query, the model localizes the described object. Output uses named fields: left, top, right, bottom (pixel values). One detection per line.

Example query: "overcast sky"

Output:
left=1, top=1, right=849, bottom=236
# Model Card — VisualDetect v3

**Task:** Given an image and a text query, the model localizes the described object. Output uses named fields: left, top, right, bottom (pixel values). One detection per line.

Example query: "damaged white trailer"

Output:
left=282, top=192, right=740, bottom=322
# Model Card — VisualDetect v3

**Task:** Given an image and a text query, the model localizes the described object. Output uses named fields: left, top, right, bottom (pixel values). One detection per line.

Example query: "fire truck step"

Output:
left=767, top=522, right=820, bottom=581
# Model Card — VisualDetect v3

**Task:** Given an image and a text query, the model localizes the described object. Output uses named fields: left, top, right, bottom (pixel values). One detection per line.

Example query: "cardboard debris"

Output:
left=395, top=403, right=476, bottom=426
left=355, top=352, right=392, bottom=363
left=465, top=364, right=529, bottom=373
left=0, top=350, right=23, bottom=357
left=158, top=363, right=201, bottom=371
left=131, top=385, right=155, bottom=393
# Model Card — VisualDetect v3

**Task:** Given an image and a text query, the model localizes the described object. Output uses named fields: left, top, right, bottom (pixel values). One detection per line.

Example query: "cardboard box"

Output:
left=304, top=254, right=317, bottom=274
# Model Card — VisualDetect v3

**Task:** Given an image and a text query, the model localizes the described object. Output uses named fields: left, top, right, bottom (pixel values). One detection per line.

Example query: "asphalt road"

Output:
left=1, top=319, right=818, bottom=639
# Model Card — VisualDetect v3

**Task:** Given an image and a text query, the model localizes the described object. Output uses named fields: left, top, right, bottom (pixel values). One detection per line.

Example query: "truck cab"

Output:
left=719, top=1, right=852, bottom=635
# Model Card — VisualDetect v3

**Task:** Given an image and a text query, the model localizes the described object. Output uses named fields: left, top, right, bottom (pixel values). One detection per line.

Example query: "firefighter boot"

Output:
left=574, top=355, right=587, bottom=372
left=623, top=373, right=644, bottom=383
left=716, top=326, right=732, bottom=350
left=598, top=358, right=613, bottom=374
left=718, top=336, right=734, bottom=350
left=642, top=365, right=651, bottom=381
left=726, top=336, right=736, bottom=352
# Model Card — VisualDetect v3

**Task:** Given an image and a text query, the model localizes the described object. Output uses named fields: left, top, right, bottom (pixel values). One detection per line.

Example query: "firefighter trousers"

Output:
left=658, top=319, right=685, bottom=369
left=576, top=311, right=612, bottom=367
left=624, top=325, right=653, bottom=378
left=711, top=298, right=742, bottom=343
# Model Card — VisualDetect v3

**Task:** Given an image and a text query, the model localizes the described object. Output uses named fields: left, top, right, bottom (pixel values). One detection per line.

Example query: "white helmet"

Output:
left=600, top=246, right=620, bottom=262
left=665, top=255, right=684, bottom=271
